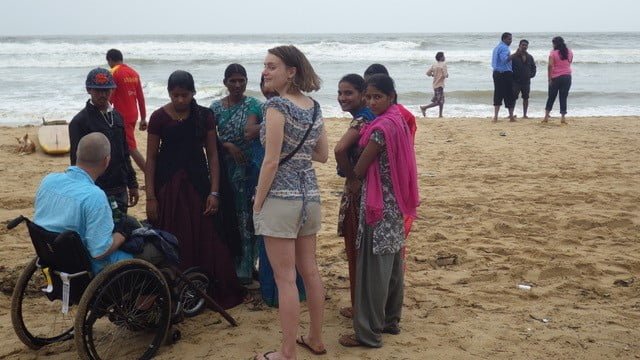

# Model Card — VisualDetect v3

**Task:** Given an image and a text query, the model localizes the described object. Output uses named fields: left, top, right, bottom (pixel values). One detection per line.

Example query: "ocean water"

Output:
left=1, top=32, right=639, bottom=125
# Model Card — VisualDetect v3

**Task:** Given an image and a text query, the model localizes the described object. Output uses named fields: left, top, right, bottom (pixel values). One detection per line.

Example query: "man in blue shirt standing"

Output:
left=34, top=132, right=133, bottom=274
left=491, top=32, right=519, bottom=122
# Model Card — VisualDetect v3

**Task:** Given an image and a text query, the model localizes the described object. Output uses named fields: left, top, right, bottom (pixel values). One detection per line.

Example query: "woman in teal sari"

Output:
left=210, top=63, right=263, bottom=285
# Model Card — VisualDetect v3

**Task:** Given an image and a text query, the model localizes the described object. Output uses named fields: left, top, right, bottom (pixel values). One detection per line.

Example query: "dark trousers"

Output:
left=493, top=71, right=515, bottom=108
left=545, top=75, right=572, bottom=115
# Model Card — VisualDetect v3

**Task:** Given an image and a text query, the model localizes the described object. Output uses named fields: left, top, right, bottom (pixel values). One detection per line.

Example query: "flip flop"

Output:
left=296, top=335, right=327, bottom=355
left=254, top=350, right=276, bottom=360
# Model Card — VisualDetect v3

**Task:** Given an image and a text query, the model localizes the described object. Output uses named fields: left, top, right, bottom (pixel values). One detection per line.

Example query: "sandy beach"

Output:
left=0, top=116, right=638, bottom=359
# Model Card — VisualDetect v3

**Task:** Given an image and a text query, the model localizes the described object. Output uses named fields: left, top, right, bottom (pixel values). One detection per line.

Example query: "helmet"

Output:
left=85, top=67, right=116, bottom=89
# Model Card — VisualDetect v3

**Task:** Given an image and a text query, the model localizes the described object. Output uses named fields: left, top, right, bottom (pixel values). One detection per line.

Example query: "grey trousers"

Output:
left=352, top=231, right=404, bottom=347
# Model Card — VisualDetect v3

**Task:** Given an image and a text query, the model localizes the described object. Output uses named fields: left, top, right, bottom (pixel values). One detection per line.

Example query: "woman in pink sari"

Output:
left=339, top=74, right=419, bottom=348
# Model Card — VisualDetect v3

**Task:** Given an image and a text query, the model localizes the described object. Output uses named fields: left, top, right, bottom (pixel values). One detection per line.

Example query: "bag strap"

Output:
left=279, top=99, right=319, bottom=166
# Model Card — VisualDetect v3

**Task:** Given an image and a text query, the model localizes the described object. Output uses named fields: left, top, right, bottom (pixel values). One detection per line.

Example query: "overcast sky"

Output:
left=2, top=0, right=639, bottom=35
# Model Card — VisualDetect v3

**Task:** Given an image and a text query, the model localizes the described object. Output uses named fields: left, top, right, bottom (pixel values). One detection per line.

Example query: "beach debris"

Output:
left=435, top=254, right=458, bottom=267
left=16, top=133, right=36, bottom=155
left=613, top=277, right=635, bottom=287
left=421, top=172, right=437, bottom=177
left=517, top=283, right=533, bottom=291
left=499, top=131, right=507, bottom=137
left=529, top=314, right=550, bottom=323
left=445, top=138, right=453, bottom=143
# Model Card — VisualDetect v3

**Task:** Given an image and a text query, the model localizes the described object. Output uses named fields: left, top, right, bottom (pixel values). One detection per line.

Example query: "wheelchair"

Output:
left=7, top=215, right=237, bottom=360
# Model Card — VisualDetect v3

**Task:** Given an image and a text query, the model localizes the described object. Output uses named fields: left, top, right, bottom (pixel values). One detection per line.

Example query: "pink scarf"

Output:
left=359, top=104, right=419, bottom=225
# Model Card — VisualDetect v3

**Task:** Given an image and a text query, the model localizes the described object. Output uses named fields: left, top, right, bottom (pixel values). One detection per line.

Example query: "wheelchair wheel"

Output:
left=74, top=259, right=171, bottom=360
left=11, top=257, right=76, bottom=349
left=177, top=271, right=209, bottom=317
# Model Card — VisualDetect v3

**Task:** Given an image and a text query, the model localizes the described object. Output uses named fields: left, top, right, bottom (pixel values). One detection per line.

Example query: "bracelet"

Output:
left=209, top=191, right=220, bottom=197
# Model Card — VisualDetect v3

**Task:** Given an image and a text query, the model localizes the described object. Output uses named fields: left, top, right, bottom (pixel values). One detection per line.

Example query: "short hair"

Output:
left=364, top=63, right=389, bottom=79
left=339, top=73, right=367, bottom=93
left=77, top=132, right=110, bottom=166
left=519, top=39, right=529, bottom=45
left=106, top=49, right=123, bottom=62
left=268, top=45, right=321, bottom=92
left=167, top=70, right=196, bottom=93
left=435, top=52, right=445, bottom=61
left=501, top=32, right=512, bottom=41
left=365, top=73, right=396, bottom=98
left=224, top=63, right=247, bottom=82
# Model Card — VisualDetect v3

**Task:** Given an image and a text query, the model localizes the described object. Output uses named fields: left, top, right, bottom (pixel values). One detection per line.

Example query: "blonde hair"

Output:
left=268, top=45, right=321, bottom=93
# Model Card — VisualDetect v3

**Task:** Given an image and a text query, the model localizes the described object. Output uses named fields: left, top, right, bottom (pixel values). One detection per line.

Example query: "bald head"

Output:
left=76, top=132, right=111, bottom=167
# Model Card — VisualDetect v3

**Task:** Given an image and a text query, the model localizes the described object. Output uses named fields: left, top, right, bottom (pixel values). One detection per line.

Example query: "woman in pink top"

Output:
left=543, top=36, right=573, bottom=124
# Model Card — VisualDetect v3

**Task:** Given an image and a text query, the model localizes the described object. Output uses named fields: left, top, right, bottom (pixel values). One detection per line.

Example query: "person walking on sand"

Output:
left=420, top=52, right=448, bottom=118
left=253, top=45, right=328, bottom=360
left=543, top=36, right=573, bottom=124
left=107, top=49, right=147, bottom=171
left=512, top=40, right=537, bottom=119
left=491, top=32, right=519, bottom=122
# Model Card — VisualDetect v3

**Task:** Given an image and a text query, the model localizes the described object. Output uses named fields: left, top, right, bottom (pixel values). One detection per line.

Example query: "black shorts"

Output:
left=492, top=71, right=515, bottom=107
left=431, top=87, right=444, bottom=105
left=513, top=82, right=531, bottom=100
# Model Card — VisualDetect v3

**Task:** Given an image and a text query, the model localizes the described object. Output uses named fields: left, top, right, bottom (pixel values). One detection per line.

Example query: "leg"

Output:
left=264, top=236, right=299, bottom=360
left=504, top=72, right=516, bottom=121
left=130, top=148, right=146, bottom=172
left=438, top=104, right=443, bottom=118
left=383, top=251, right=404, bottom=333
left=492, top=72, right=501, bottom=121
left=295, top=233, right=326, bottom=353
left=522, top=83, right=531, bottom=119
left=558, top=76, right=572, bottom=123
left=544, top=78, right=560, bottom=122
left=352, top=228, right=394, bottom=348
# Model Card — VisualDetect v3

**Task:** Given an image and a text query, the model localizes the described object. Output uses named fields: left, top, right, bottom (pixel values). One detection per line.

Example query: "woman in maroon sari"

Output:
left=145, top=70, right=245, bottom=309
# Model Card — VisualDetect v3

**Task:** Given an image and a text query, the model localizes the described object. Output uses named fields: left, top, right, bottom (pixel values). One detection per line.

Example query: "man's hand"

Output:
left=128, top=188, right=139, bottom=207
left=139, top=119, right=148, bottom=131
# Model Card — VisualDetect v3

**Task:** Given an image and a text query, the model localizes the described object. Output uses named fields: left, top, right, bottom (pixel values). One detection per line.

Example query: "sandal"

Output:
left=296, top=335, right=327, bottom=355
left=254, top=350, right=276, bottom=360
left=338, top=334, right=366, bottom=348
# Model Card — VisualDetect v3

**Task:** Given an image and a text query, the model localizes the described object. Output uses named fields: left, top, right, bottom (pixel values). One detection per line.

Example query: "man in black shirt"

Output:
left=512, top=39, right=537, bottom=118
left=69, top=68, right=139, bottom=219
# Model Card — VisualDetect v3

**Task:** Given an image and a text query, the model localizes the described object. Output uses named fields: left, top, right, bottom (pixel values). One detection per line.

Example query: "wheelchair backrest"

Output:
left=26, top=220, right=93, bottom=304
left=26, top=220, right=92, bottom=275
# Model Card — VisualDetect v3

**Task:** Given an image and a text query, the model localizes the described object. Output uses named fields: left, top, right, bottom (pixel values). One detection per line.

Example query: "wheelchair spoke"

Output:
left=77, top=261, right=171, bottom=360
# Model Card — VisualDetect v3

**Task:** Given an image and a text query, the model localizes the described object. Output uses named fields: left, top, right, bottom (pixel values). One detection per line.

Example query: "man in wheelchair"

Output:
left=34, top=132, right=163, bottom=274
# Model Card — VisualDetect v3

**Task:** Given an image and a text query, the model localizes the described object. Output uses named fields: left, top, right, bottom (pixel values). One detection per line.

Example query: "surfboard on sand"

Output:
left=38, top=119, right=70, bottom=155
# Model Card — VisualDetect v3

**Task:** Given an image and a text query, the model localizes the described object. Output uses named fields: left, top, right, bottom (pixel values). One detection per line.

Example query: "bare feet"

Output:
left=420, top=106, right=426, bottom=117
left=541, top=117, right=549, bottom=123
left=523, top=115, right=529, bottom=119
left=492, top=117, right=498, bottom=123
left=339, top=306, right=353, bottom=318
left=509, top=116, right=516, bottom=122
